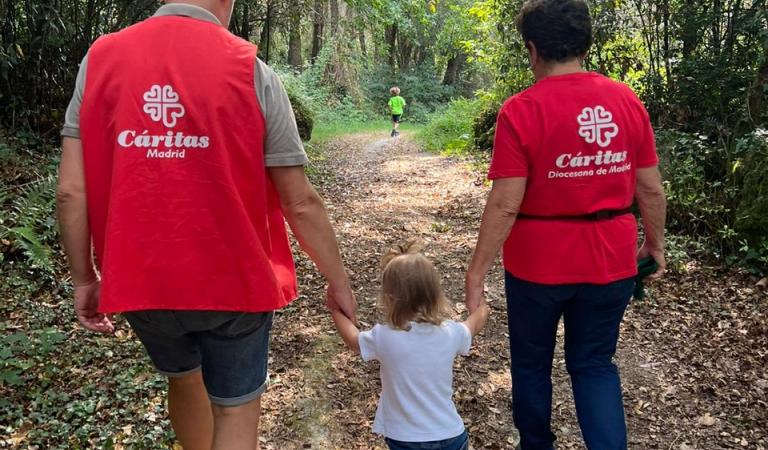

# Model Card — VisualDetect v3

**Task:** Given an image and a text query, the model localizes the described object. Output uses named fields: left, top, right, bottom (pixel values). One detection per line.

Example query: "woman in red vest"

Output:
left=465, top=1, right=667, bottom=449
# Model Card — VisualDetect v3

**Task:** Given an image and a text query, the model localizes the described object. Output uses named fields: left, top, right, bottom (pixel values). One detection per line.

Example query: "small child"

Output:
left=331, top=240, right=490, bottom=450
left=388, top=87, right=406, bottom=137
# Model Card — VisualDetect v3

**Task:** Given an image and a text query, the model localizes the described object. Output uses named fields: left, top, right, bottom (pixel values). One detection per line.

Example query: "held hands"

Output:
left=464, top=275, right=486, bottom=314
left=73, top=280, right=114, bottom=334
left=637, top=243, right=666, bottom=280
left=326, top=281, right=358, bottom=325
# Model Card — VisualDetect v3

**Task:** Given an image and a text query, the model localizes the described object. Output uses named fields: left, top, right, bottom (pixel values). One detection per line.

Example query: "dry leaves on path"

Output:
left=258, top=132, right=767, bottom=450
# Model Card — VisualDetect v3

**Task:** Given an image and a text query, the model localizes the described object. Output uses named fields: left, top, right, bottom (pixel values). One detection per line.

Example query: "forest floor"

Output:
left=2, top=131, right=766, bottom=449
left=259, top=132, right=768, bottom=450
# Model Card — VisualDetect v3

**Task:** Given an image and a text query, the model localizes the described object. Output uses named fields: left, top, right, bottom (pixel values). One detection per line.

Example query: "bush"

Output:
left=733, top=132, right=768, bottom=272
left=472, top=102, right=502, bottom=152
left=657, top=128, right=768, bottom=273
left=733, top=131, right=768, bottom=245
left=416, top=98, right=485, bottom=154
left=286, top=91, right=314, bottom=141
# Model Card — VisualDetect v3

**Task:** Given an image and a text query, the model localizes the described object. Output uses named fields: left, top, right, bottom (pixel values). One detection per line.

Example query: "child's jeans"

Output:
left=384, top=430, right=469, bottom=450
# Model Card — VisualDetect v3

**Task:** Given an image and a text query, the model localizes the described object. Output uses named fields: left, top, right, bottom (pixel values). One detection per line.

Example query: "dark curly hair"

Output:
left=516, top=0, right=593, bottom=63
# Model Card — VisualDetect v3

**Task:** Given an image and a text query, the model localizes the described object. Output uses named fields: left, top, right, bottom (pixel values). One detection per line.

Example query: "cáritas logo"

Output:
left=577, top=106, right=619, bottom=148
left=143, top=85, right=185, bottom=128
left=117, top=84, right=210, bottom=159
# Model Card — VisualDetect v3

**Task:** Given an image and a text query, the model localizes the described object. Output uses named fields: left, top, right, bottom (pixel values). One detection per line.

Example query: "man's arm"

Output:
left=636, top=166, right=667, bottom=279
left=268, top=166, right=356, bottom=321
left=465, top=177, right=527, bottom=312
left=57, top=137, right=113, bottom=333
left=57, top=138, right=96, bottom=285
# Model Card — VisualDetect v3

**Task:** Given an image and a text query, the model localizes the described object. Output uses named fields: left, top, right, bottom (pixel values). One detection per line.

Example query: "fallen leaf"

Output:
left=697, top=413, right=717, bottom=426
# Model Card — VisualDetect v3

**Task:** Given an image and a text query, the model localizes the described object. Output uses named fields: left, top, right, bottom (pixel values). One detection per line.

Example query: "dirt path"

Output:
left=259, top=133, right=767, bottom=450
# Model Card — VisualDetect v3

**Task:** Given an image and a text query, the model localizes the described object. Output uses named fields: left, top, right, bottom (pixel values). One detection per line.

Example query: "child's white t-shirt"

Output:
left=358, top=320, right=472, bottom=442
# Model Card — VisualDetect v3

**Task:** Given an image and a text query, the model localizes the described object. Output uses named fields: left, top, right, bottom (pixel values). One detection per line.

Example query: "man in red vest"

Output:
left=56, top=1, right=356, bottom=449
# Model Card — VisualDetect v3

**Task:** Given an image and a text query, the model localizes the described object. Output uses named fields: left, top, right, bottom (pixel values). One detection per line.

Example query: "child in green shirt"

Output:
left=388, top=87, right=406, bottom=137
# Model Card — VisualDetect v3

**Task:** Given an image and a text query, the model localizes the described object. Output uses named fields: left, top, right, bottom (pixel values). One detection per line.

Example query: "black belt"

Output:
left=517, top=206, right=633, bottom=221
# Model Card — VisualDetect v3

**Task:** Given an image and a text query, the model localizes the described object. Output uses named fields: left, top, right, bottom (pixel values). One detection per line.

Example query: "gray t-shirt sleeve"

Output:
left=61, top=54, right=89, bottom=138
left=254, top=59, right=309, bottom=167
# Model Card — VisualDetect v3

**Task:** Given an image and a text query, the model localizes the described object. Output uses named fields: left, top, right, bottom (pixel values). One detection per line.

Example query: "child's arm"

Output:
left=463, top=302, right=490, bottom=337
left=331, top=309, right=361, bottom=353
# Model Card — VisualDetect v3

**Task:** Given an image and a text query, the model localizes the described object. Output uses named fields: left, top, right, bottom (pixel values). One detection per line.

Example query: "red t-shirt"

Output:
left=489, top=72, right=658, bottom=285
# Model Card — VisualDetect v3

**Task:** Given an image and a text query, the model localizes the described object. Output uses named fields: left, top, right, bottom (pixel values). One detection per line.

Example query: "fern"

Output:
left=9, top=226, right=52, bottom=271
left=1, top=176, right=57, bottom=272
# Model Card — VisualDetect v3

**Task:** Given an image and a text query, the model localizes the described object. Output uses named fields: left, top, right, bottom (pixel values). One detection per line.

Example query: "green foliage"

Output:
left=657, top=129, right=768, bottom=272
left=0, top=132, right=59, bottom=277
left=416, top=98, right=485, bottom=154
left=0, top=1, right=152, bottom=130
left=0, top=327, right=66, bottom=387
left=733, top=131, right=768, bottom=272
left=0, top=178, right=58, bottom=274
left=276, top=43, right=375, bottom=130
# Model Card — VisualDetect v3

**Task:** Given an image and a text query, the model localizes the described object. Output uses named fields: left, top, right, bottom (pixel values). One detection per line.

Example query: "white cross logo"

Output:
left=143, top=85, right=185, bottom=128
left=577, top=105, right=619, bottom=148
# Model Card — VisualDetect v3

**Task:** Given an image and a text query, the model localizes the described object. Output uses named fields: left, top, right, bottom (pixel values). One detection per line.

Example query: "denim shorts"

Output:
left=385, top=430, right=469, bottom=450
left=124, top=310, right=273, bottom=407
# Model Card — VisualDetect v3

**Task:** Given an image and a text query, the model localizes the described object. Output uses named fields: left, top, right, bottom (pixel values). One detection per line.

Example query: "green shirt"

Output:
left=388, top=96, right=406, bottom=115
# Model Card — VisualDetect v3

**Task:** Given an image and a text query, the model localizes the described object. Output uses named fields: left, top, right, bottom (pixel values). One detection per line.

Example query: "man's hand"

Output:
left=74, top=281, right=114, bottom=334
left=326, top=282, right=357, bottom=324
left=637, top=243, right=666, bottom=280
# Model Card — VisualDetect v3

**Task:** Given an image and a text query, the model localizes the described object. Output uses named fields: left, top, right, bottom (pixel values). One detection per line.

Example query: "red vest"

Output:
left=80, top=15, right=298, bottom=313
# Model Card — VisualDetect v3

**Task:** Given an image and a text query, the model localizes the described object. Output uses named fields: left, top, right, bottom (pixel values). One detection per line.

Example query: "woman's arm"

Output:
left=331, top=309, right=361, bottom=353
left=465, top=177, right=527, bottom=312
left=635, top=166, right=667, bottom=279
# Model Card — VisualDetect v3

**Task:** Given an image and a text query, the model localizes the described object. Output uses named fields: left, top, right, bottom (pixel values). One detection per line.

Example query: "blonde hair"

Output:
left=379, top=239, right=450, bottom=330
left=390, top=86, right=401, bottom=96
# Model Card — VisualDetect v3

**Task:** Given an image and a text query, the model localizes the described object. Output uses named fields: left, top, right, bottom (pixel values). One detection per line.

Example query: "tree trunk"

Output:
left=242, top=1, right=250, bottom=41
left=385, top=24, right=397, bottom=69
left=679, top=0, right=708, bottom=58
left=310, top=0, right=325, bottom=61
left=288, top=3, right=302, bottom=70
left=358, top=30, right=367, bottom=57
left=442, top=52, right=467, bottom=85
left=663, top=0, right=671, bottom=91
left=259, top=0, right=273, bottom=63
left=712, top=0, right=722, bottom=57
left=747, top=42, right=768, bottom=127
left=397, top=35, right=412, bottom=70
left=329, top=0, right=340, bottom=34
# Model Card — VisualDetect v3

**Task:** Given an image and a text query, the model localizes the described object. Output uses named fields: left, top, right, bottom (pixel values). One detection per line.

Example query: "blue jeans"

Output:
left=505, top=272, right=634, bottom=450
left=385, top=430, right=469, bottom=450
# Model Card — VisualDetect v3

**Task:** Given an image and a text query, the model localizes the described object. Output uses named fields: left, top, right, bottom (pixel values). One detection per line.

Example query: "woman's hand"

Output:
left=637, top=243, right=666, bottom=280
left=464, top=275, right=486, bottom=313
